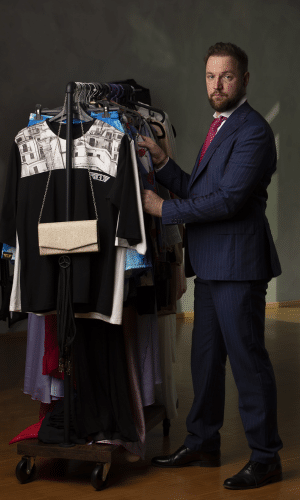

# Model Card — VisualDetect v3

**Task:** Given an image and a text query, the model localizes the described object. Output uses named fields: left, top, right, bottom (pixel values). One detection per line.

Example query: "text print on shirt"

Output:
left=90, top=172, right=110, bottom=183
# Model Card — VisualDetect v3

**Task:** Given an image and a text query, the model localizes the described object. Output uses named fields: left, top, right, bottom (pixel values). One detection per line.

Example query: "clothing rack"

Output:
left=15, top=81, right=170, bottom=491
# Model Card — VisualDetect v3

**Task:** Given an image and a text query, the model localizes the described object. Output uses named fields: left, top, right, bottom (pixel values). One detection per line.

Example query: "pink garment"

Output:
left=9, top=420, right=43, bottom=444
left=42, top=314, right=63, bottom=380
left=9, top=401, right=57, bottom=444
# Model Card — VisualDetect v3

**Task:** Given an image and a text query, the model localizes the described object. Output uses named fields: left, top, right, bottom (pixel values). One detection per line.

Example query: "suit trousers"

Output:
left=184, top=278, right=283, bottom=464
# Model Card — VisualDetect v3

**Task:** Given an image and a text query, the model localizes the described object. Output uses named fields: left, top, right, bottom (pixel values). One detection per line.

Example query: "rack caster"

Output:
left=16, top=456, right=36, bottom=484
left=91, top=462, right=110, bottom=491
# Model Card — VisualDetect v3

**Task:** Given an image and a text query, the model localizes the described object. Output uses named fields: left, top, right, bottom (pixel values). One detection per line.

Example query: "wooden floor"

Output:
left=1, top=310, right=300, bottom=499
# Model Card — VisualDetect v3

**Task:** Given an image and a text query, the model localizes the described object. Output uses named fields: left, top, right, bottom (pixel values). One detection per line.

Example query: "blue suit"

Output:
left=156, top=101, right=283, bottom=463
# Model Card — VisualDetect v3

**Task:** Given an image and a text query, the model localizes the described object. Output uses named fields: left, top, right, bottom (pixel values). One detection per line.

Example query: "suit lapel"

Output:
left=189, top=102, right=252, bottom=188
left=189, top=147, right=203, bottom=186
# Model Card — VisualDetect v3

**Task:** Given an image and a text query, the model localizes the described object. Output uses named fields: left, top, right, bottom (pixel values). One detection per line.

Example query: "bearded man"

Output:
left=139, top=42, right=283, bottom=490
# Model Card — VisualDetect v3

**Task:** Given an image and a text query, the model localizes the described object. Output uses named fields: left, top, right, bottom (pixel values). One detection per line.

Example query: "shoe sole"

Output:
left=223, top=472, right=283, bottom=489
left=151, top=459, right=221, bottom=468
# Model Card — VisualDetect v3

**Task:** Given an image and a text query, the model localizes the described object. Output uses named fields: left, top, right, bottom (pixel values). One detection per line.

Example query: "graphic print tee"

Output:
left=0, top=119, right=142, bottom=316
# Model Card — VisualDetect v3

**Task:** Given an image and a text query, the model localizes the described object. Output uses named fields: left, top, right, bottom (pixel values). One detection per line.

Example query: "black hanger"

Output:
left=48, top=102, right=93, bottom=122
left=150, top=121, right=166, bottom=139
left=35, top=104, right=42, bottom=121
left=127, top=100, right=165, bottom=123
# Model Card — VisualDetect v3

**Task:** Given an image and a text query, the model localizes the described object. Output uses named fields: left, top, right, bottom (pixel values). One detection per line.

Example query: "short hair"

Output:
left=204, top=42, right=248, bottom=76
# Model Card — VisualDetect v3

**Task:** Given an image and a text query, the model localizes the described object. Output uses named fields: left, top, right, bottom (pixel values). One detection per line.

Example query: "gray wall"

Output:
left=0, top=0, right=300, bottom=318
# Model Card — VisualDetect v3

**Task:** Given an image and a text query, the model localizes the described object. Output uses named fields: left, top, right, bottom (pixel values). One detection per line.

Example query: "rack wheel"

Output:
left=16, top=457, right=36, bottom=484
left=91, top=462, right=110, bottom=491
left=163, top=418, right=171, bottom=437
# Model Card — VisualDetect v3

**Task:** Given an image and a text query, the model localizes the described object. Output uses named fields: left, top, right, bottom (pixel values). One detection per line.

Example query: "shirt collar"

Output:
left=213, top=95, right=247, bottom=119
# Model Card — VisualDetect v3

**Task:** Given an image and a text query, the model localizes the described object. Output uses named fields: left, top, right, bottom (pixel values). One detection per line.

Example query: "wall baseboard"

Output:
left=266, top=300, right=300, bottom=309
left=177, top=312, right=194, bottom=321
left=177, top=300, right=300, bottom=321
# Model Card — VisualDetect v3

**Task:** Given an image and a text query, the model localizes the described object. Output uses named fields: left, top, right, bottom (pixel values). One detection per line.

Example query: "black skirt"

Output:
left=39, top=318, right=138, bottom=444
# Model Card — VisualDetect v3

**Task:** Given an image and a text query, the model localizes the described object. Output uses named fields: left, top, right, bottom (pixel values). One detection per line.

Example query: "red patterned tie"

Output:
left=198, top=115, right=227, bottom=166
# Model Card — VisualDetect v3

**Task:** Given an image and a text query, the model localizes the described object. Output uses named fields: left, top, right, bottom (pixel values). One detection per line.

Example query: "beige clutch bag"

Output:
left=38, top=219, right=99, bottom=256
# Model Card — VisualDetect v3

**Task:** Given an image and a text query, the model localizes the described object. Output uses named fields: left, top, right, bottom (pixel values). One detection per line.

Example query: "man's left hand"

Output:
left=142, top=190, right=164, bottom=218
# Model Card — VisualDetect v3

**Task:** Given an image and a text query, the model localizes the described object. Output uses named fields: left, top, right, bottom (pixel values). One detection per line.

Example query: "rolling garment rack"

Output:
left=15, top=81, right=170, bottom=491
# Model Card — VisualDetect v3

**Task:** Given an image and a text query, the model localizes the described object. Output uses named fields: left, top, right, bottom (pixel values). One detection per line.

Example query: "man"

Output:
left=139, top=42, right=283, bottom=490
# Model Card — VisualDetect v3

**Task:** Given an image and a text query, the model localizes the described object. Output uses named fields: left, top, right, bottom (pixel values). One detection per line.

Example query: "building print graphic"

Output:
left=16, top=120, right=124, bottom=178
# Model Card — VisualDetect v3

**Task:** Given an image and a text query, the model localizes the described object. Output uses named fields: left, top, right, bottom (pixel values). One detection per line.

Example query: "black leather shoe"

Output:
left=151, top=445, right=221, bottom=468
left=223, top=459, right=282, bottom=489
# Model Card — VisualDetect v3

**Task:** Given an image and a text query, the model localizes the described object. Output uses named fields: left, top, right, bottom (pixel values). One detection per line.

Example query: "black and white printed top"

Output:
left=0, top=119, right=143, bottom=318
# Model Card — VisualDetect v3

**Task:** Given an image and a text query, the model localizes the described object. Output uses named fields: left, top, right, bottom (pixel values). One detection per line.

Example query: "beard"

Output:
left=208, top=87, right=246, bottom=113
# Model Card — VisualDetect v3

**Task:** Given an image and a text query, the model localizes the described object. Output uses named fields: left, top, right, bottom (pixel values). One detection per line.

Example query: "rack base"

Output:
left=15, top=405, right=170, bottom=490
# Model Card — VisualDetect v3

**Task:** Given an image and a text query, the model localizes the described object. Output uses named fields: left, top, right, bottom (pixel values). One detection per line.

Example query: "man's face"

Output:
left=206, top=55, right=249, bottom=115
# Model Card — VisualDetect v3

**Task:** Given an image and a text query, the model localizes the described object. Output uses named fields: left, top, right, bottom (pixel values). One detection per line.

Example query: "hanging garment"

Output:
left=135, top=312, right=162, bottom=406
left=155, top=314, right=178, bottom=420
left=37, top=318, right=139, bottom=445
left=23, top=313, right=63, bottom=403
left=13, top=306, right=149, bottom=458
left=132, top=106, right=184, bottom=418
left=28, top=110, right=153, bottom=282
left=26, top=111, right=148, bottom=324
left=94, top=304, right=147, bottom=459
left=0, top=119, right=145, bottom=320
left=42, top=314, right=62, bottom=379
left=73, top=318, right=139, bottom=442
left=121, top=105, right=183, bottom=417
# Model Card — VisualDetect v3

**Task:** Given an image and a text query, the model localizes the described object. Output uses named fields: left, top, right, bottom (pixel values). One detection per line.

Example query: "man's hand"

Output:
left=137, top=136, right=168, bottom=167
left=142, top=189, right=164, bottom=217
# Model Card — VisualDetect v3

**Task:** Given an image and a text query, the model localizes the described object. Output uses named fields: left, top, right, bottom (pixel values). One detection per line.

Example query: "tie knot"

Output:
left=212, top=115, right=227, bottom=130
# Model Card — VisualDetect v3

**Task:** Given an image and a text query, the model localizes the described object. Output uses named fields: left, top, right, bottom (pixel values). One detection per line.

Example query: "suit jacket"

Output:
left=155, top=101, right=281, bottom=280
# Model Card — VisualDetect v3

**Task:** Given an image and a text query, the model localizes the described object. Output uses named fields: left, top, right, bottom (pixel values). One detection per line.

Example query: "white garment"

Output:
left=114, top=139, right=147, bottom=255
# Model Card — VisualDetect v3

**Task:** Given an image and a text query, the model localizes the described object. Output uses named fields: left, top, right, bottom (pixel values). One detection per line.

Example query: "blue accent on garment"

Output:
left=28, top=114, right=52, bottom=126
left=90, top=111, right=124, bottom=133
left=1, top=243, right=16, bottom=262
left=28, top=111, right=125, bottom=133
left=125, top=248, right=152, bottom=275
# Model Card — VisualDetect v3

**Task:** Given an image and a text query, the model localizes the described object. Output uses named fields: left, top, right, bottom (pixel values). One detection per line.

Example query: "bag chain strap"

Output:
left=38, top=88, right=98, bottom=224
left=76, top=92, right=98, bottom=221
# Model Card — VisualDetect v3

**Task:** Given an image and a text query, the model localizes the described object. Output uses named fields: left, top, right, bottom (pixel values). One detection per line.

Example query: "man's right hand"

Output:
left=137, top=136, right=168, bottom=168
